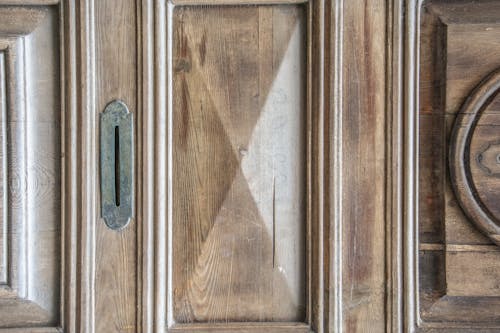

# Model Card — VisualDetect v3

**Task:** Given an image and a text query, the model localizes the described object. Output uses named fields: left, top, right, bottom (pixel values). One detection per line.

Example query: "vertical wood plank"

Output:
left=342, top=1, right=387, bottom=332
left=94, top=0, right=138, bottom=332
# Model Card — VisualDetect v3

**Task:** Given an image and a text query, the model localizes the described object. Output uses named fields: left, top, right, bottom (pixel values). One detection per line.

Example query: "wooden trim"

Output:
left=169, top=323, right=311, bottom=333
left=154, top=1, right=168, bottom=332
left=386, top=1, right=404, bottom=333
left=0, top=5, right=52, bottom=35
left=0, top=329, right=61, bottom=333
left=61, top=1, right=75, bottom=331
left=61, top=0, right=96, bottom=332
left=329, top=0, right=342, bottom=332
left=0, top=0, right=59, bottom=4
left=419, top=243, right=500, bottom=252
left=396, top=0, right=423, bottom=331
left=389, top=0, right=419, bottom=332
left=170, top=0, right=308, bottom=5
left=139, top=0, right=156, bottom=332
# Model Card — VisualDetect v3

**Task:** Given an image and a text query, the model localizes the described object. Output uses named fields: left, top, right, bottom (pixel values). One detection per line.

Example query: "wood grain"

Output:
left=0, top=51, right=6, bottom=286
left=0, top=6, right=50, bottom=35
left=94, top=0, right=138, bottom=332
left=169, top=322, right=311, bottom=333
left=417, top=6, right=446, bottom=245
left=0, top=4, right=61, bottom=329
left=172, top=4, right=307, bottom=324
left=172, top=0, right=307, bottom=4
left=446, top=250, right=500, bottom=296
left=341, top=1, right=387, bottom=332
left=395, top=0, right=500, bottom=331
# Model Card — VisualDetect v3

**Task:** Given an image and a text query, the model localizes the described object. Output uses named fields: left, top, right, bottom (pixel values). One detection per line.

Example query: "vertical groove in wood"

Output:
left=61, top=1, right=75, bottom=330
left=137, top=0, right=144, bottom=330
left=166, top=1, right=174, bottom=328
left=309, top=0, right=326, bottom=331
left=0, top=51, right=7, bottom=286
left=386, top=0, right=404, bottom=332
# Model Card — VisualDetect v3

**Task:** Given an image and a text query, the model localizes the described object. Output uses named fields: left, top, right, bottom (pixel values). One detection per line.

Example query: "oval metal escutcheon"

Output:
left=100, top=100, right=134, bottom=230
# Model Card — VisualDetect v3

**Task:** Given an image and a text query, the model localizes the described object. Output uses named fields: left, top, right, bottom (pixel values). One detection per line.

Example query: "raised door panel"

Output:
left=156, top=1, right=332, bottom=332
left=172, top=5, right=307, bottom=323
left=0, top=3, right=61, bottom=331
left=400, top=0, right=500, bottom=331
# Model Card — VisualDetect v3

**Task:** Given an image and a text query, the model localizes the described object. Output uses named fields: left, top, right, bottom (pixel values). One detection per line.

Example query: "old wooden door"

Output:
left=0, top=1, right=328, bottom=332
left=1, top=0, right=499, bottom=333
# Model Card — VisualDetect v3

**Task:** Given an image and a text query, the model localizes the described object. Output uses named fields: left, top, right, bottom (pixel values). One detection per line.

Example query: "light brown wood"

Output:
left=94, top=0, right=138, bottom=331
left=169, top=322, right=311, bottom=333
left=0, top=3, right=61, bottom=329
left=171, top=4, right=306, bottom=323
left=10, top=0, right=500, bottom=332
left=171, top=0, right=307, bottom=4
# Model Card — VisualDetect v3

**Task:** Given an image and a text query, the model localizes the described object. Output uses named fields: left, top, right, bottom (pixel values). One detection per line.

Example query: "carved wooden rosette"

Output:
left=450, top=68, right=500, bottom=246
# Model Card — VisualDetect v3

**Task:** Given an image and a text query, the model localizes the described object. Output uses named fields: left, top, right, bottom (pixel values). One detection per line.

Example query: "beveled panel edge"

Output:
left=3, top=36, right=28, bottom=300
left=156, top=1, right=337, bottom=333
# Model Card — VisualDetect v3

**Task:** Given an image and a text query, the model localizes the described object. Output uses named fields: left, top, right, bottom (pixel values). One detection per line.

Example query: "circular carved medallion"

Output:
left=450, top=69, right=500, bottom=246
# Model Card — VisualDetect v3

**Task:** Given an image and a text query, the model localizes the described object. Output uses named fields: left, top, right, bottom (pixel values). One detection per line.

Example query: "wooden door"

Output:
left=1, top=1, right=499, bottom=333
left=0, top=1, right=332, bottom=332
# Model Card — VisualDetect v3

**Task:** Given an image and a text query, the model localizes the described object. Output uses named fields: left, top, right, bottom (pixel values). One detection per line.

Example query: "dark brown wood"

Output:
left=341, top=1, right=387, bottom=332
left=391, top=0, right=500, bottom=332
left=450, top=69, right=500, bottom=245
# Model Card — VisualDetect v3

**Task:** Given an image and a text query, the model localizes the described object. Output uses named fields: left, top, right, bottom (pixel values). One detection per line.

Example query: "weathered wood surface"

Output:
left=172, top=5, right=307, bottom=323
left=94, top=0, right=138, bottom=332
left=0, top=4, right=60, bottom=328
left=408, top=0, right=500, bottom=331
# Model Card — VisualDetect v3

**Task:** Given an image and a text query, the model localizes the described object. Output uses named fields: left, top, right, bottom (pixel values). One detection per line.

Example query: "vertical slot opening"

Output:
left=115, top=125, right=120, bottom=207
